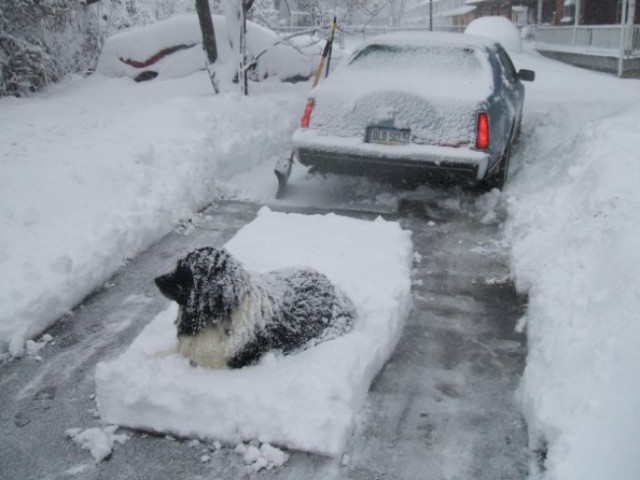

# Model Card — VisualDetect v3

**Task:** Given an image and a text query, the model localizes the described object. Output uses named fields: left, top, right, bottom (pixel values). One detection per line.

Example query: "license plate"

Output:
left=366, top=126, right=411, bottom=145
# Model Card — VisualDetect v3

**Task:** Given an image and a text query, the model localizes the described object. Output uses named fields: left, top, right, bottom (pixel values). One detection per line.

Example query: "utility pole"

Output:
left=618, top=0, right=630, bottom=76
left=572, top=0, right=580, bottom=46
left=537, top=0, right=543, bottom=25
left=238, top=0, right=248, bottom=95
left=429, top=0, right=433, bottom=31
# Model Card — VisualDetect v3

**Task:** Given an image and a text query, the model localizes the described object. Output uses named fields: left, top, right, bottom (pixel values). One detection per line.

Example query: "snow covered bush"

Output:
left=0, top=35, right=51, bottom=97
left=102, top=0, right=198, bottom=30
left=0, top=0, right=197, bottom=97
left=0, top=0, right=96, bottom=96
left=0, top=0, right=289, bottom=96
left=247, top=0, right=280, bottom=28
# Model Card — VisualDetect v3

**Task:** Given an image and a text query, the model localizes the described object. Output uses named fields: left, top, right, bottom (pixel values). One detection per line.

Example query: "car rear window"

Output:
left=348, top=43, right=485, bottom=74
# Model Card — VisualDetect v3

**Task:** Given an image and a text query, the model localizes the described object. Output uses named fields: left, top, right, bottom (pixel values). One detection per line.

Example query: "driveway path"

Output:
left=0, top=197, right=528, bottom=480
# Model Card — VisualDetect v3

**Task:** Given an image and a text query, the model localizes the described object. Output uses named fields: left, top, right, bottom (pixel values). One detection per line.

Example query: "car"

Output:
left=291, top=31, right=535, bottom=190
left=96, top=14, right=329, bottom=83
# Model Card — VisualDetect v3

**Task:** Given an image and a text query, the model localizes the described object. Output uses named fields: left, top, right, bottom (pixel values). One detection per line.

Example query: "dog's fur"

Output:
left=154, top=247, right=356, bottom=369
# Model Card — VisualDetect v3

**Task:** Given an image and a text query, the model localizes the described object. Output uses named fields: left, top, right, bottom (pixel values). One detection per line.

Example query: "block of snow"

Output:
left=235, top=442, right=287, bottom=471
left=95, top=208, right=413, bottom=457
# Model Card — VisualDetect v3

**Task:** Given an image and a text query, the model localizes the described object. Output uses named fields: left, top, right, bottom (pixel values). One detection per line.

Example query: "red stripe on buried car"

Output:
left=119, top=44, right=197, bottom=69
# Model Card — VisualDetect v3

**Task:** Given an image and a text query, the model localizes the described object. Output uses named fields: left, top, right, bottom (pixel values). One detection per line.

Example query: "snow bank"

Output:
left=465, top=16, right=522, bottom=54
left=506, top=102, right=640, bottom=479
left=234, top=442, right=290, bottom=471
left=95, top=208, right=413, bottom=456
left=65, top=426, right=129, bottom=463
left=0, top=74, right=305, bottom=356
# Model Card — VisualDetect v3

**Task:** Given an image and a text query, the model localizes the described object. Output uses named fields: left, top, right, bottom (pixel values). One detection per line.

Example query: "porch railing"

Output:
left=535, top=25, right=640, bottom=55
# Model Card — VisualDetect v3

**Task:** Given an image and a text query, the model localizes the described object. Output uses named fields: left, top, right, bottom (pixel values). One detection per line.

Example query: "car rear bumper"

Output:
left=292, top=131, right=492, bottom=183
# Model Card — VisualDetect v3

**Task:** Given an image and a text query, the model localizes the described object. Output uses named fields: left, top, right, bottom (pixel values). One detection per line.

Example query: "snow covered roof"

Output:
left=437, top=5, right=477, bottom=17
left=464, top=15, right=523, bottom=53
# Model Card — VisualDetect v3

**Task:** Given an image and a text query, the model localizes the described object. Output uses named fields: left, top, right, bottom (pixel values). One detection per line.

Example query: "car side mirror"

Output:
left=518, top=69, right=535, bottom=82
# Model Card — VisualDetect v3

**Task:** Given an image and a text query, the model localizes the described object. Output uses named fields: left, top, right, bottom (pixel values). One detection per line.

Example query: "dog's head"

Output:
left=154, top=247, right=249, bottom=336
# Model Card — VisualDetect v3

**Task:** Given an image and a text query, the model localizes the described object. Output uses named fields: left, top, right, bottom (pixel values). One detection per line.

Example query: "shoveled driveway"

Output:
left=0, top=196, right=528, bottom=480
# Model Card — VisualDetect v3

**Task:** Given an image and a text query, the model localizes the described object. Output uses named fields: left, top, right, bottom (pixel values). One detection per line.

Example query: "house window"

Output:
left=561, top=0, right=575, bottom=23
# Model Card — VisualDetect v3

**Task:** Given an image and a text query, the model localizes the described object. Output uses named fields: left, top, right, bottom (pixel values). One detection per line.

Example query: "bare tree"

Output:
left=195, top=0, right=220, bottom=93
left=223, top=0, right=255, bottom=95
left=342, top=0, right=411, bottom=28
left=237, top=0, right=254, bottom=95
left=0, top=0, right=99, bottom=97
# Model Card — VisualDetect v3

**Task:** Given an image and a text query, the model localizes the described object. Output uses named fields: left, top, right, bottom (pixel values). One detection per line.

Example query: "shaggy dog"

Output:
left=154, top=247, right=356, bottom=369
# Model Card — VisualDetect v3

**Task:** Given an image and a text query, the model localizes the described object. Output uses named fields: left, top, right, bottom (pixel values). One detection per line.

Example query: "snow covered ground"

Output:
left=1, top=26, right=640, bottom=478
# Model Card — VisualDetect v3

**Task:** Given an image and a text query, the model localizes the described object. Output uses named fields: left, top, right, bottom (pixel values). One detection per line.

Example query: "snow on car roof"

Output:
left=355, top=30, right=499, bottom=52
left=465, top=16, right=523, bottom=53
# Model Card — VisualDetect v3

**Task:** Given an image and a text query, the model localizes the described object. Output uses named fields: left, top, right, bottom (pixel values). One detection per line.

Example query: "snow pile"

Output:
left=475, top=188, right=502, bottom=225
left=465, top=16, right=523, bottom=54
left=95, top=208, right=413, bottom=456
left=24, top=334, right=54, bottom=357
left=0, top=73, right=305, bottom=357
left=65, top=426, right=129, bottom=463
left=235, top=442, right=290, bottom=471
left=506, top=102, right=640, bottom=479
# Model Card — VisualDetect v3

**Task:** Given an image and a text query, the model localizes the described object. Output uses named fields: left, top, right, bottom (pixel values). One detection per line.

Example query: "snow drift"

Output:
left=465, top=16, right=523, bottom=54
left=0, top=74, right=306, bottom=357
left=506, top=98, right=640, bottom=478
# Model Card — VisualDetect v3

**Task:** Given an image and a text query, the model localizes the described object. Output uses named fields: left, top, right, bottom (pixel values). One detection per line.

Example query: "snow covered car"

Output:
left=96, top=14, right=323, bottom=83
left=291, top=32, right=535, bottom=189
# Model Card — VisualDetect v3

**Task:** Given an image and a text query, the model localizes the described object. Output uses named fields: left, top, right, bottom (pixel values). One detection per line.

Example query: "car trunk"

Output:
left=307, top=68, right=493, bottom=149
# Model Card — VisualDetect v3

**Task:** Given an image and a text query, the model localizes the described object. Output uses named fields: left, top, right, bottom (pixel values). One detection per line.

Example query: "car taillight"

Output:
left=476, top=112, right=490, bottom=150
left=300, top=99, right=315, bottom=129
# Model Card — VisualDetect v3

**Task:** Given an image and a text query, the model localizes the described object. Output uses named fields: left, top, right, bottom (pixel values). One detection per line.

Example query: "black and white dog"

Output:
left=154, top=247, right=356, bottom=369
